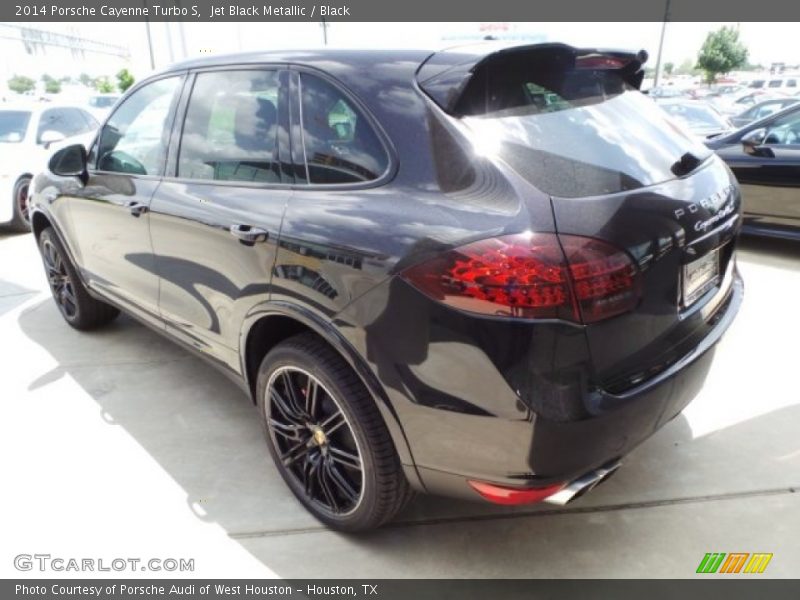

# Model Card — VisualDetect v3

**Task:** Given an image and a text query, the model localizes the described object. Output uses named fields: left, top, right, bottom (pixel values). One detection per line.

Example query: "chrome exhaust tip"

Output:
left=544, top=461, right=621, bottom=506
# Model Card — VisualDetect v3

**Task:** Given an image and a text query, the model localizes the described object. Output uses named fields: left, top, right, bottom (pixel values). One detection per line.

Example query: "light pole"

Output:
left=320, top=18, right=328, bottom=46
left=653, top=0, right=672, bottom=88
left=143, top=0, right=155, bottom=70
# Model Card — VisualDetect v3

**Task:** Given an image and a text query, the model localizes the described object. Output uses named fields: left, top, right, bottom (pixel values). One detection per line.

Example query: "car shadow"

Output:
left=16, top=297, right=800, bottom=577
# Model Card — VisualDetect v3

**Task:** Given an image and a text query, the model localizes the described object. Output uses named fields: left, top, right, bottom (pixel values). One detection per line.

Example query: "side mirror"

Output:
left=48, top=143, right=88, bottom=184
left=741, top=128, right=766, bottom=150
left=39, top=129, right=66, bottom=149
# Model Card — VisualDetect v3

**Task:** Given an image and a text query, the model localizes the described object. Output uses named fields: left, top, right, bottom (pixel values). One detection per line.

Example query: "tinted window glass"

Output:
left=96, top=77, right=180, bottom=176
left=37, top=108, right=89, bottom=141
left=457, top=56, right=711, bottom=197
left=178, top=70, right=281, bottom=183
left=79, top=109, right=99, bottom=130
left=764, top=109, right=800, bottom=145
left=0, top=111, right=31, bottom=143
left=300, top=73, right=388, bottom=184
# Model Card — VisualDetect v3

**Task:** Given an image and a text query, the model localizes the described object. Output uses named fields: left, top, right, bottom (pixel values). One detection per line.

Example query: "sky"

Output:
left=4, top=22, right=799, bottom=80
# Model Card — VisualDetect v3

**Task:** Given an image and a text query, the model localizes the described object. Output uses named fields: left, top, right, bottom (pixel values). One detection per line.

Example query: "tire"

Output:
left=38, top=227, right=120, bottom=330
left=8, top=176, right=32, bottom=233
left=256, top=333, right=413, bottom=531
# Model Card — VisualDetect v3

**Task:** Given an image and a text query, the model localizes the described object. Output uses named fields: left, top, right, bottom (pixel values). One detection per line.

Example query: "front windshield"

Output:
left=458, top=62, right=712, bottom=198
left=0, top=111, right=31, bottom=143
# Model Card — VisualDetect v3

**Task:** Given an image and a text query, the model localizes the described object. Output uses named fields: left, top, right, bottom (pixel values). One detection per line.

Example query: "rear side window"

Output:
left=299, top=73, right=388, bottom=184
left=178, top=70, right=282, bottom=183
left=454, top=52, right=711, bottom=197
left=37, top=108, right=91, bottom=141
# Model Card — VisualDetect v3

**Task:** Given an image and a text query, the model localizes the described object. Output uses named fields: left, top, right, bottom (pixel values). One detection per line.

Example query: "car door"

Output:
left=67, top=75, right=184, bottom=325
left=719, top=107, right=800, bottom=225
left=149, top=68, right=291, bottom=372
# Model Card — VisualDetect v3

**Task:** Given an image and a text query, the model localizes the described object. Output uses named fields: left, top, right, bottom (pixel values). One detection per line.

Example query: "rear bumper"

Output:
left=417, top=270, right=743, bottom=501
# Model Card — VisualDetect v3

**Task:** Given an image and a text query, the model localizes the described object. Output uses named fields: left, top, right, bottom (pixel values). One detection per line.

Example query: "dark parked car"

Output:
left=30, top=44, right=743, bottom=531
left=707, top=102, right=800, bottom=239
left=729, top=97, right=800, bottom=128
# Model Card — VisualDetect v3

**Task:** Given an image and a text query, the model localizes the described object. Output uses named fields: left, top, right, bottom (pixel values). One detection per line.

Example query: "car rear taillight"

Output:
left=401, top=232, right=640, bottom=323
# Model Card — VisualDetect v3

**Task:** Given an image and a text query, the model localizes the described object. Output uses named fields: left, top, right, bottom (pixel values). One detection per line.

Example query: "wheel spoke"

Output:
left=62, top=285, right=76, bottom=305
left=303, top=457, right=317, bottom=497
left=325, top=460, right=359, bottom=503
left=316, top=462, right=340, bottom=512
left=281, top=440, right=312, bottom=467
left=280, top=371, right=306, bottom=417
left=328, top=444, right=362, bottom=471
left=320, top=410, right=346, bottom=436
left=305, top=376, right=319, bottom=419
left=269, top=387, right=305, bottom=425
left=268, top=418, right=305, bottom=442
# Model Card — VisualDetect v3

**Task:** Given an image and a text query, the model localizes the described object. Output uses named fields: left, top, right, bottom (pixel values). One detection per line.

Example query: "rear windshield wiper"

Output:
left=671, top=152, right=703, bottom=177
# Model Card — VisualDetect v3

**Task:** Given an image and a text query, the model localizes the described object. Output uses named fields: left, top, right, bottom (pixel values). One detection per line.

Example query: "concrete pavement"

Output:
left=1, top=230, right=798, bottom=578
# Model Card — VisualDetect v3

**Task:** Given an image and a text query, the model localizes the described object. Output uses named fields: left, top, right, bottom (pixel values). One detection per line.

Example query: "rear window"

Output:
left=768, top=80, right=783, bottom=88
left=660, top=102, right=729, bottom=130
left=0, top=110, right=31, bottom=143
left=457, top=56, right=712, bottom=197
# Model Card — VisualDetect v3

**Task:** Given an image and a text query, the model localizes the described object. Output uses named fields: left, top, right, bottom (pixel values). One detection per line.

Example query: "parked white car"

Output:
left=0, top=103, right=98, bottom=232
left=86, top=93, right=121, bottom=120
left=748, top=76, right=799, bottom=94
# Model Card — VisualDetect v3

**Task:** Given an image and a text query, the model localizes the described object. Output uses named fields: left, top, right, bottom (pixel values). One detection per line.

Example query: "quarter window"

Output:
left=178, top=70, right=282, bottom=183
left=299, top=73, right=388, bottom=184
left=96, top=77, right=181, bottom=176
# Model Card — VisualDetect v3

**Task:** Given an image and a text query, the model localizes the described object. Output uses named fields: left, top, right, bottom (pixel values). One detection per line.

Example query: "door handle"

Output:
left=126, top=201, right=149, bottom=217
left=229, top=224, right=269, bottom=244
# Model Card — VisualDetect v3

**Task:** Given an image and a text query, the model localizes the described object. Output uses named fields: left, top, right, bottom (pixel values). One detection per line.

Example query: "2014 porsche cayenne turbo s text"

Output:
left=30, top=44, right=743, bottom=531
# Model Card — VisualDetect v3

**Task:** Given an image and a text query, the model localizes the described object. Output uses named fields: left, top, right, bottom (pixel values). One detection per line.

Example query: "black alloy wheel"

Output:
left=266, top=366, right=365, bottom=516
left=38, top=227, right=119, bottom=330
left=42, top=237, right=79, bottom=321
left=257, top=333, right=412, bottom=531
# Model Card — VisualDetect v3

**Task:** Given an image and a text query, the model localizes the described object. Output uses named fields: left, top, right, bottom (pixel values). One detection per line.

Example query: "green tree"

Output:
left=8, top=74, right=35, bottom=94
left=664, top=62, right=674, bottom=76
left=44, top=79, right=61, bottom=93
left=41, top=74, right=61, bottom=94
left=94, top=76, right=115, bottom=93
left=675, top=58, right=697, bottom=76
left=79, top=72, right=93, bottom=87
left=696, top=26, right=749, bottom=85
left=116, top=68, right=135, bottom=93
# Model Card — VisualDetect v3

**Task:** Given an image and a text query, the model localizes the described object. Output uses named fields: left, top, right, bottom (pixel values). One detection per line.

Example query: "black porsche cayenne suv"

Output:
left=30, top=43, right=743, bottom=531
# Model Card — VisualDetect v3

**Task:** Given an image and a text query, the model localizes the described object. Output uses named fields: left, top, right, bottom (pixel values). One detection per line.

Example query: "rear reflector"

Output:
left=467, top=480, right=565, bottom=505
left=401, top=232, right=640, bottom=323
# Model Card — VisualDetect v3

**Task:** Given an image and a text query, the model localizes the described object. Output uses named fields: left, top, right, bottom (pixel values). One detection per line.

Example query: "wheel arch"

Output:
left=30, top=207, right=52, bottom=240
left=240, top=302, right=421, bottom=482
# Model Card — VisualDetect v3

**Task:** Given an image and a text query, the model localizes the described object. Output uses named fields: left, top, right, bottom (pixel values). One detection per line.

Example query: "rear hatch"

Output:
left=418, top=43, right=741, bottom=392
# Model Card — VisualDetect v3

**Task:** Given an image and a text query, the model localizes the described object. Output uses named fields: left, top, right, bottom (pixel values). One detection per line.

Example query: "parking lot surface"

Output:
left=1, top=230, right=798, bottom=578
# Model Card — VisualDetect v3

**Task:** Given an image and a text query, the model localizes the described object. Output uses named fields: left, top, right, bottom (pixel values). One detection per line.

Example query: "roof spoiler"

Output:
left=417, top=43, right=649, bottom=115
